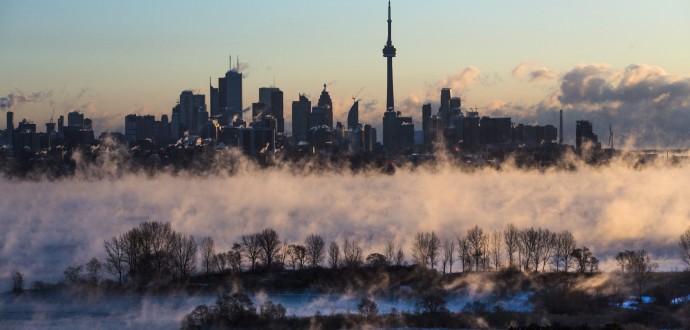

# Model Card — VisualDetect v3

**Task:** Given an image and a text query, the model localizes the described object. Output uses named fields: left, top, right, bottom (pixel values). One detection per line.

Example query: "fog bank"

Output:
left=1, top=160, right=688, bottom=283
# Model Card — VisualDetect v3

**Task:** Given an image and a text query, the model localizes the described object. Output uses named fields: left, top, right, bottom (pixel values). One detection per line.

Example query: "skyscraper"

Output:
left=291, top=94, right=311, bottom=143
left=259, top=87, right=284, bottom=133
left=317, top=84, right=333, bottom=129
left=347, top=100, right=359, bottom=130
left=225, top=69, right=243, bottom=119
left=215, top=58, right=244, bottom=120
left=6, top=111, right=14, bottom=146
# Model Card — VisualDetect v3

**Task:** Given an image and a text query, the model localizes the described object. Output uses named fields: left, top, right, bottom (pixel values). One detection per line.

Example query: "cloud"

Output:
left=0, top=90, right=53, bottom=111
left=512, top=63, right=557, bottom=83
left=481, top=63, right=690, bottom=148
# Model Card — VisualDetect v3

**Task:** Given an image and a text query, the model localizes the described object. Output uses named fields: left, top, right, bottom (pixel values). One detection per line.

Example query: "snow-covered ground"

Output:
left=672, top=294, right=690, bottom=305
left=619, top=296, right=655, bottom=310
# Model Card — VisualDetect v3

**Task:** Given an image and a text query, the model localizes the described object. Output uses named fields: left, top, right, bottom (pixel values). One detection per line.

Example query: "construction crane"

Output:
left=352, top=87, right=364, bottom=102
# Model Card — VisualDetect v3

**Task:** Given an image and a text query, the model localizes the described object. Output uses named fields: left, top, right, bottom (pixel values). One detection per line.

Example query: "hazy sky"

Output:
left=2, top=0, right=689, bottom=146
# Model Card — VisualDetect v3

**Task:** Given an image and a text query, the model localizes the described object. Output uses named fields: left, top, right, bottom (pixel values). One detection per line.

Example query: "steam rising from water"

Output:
left=0, top=155, right=689, bottom=283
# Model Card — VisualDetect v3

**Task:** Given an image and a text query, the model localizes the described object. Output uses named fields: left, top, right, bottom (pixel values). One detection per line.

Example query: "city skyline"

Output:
left=2, top=0, right=690, bottom=147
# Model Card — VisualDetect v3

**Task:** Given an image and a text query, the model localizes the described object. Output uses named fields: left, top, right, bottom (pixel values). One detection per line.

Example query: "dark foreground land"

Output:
left=6, top=266, right=690, bottom=329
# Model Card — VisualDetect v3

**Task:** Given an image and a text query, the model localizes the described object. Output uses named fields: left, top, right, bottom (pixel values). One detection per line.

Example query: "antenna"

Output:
left=236, top=56, right=239, bottom=71
left=229, top=55, right=232, bottom=70
left=50, top=108, right=55, bottom=123
left=609, top=124, right=614, bottom=150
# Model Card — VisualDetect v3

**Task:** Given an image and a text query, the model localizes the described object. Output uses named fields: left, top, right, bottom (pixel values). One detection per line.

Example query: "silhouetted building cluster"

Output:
left=0, top=1, right=600, bottom=164
left=576, top=120, right=601, bottom=150
left=1, top=110, right=95, bottom=152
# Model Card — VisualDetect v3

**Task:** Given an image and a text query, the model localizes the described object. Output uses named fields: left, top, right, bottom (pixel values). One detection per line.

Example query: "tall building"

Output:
left=422, top=104, right=431, bottom=144
left=291, top=94, right=311, bottom=143
left=259, top=87, right=284, bottom=133
left=347, top=100, right=359, bottom=130
left=174, top=90, right=206, bottom=137
left=214, top=58, right=244, bottom=120
left=67, top=111, right=84, bottom=128
left=224, top=69, right=243, bottom=119
left=317, top=84, right=333, bottom=129
left=6, top=111, right=13, bottom=146
left=209, top=77, right=220, bottom=117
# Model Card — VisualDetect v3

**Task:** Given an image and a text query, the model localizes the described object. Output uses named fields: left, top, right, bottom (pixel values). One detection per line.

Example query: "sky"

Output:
left=1, top=0, right=690, bottom=147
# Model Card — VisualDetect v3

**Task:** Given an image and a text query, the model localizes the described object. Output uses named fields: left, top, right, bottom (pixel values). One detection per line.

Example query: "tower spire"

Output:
left=382, top=0, right=397, bottom=111
left=387, top=0, right=392, bottom=45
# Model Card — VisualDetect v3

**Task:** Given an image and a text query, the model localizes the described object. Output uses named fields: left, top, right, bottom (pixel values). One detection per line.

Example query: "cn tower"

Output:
left=382, top=0, right=396, bottom=111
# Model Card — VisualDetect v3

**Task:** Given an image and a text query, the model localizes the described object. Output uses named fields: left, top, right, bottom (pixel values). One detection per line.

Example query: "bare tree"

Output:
left=229, top=243, right=242, bottom=272
left=466, top=225, right=487, bottom=271
left=85, top=258, right=102, bottom=287
left=11, top=271, right=24, bottom=294
left=428, top=232, right=441, bottom=270
left=241, top=234, right=261, bottom=271
left=384, top=240, right=396, bottom=266
left=553, top=231, right=576, bottom=272
left=570, top=247, right=596, bottom=273
left=535, top=229, right=556, bottom=272
left=441, top=238, right=456, bottom=274
left=680, top=226, right=690, bottom=269
left=285, top=244, right=307, bottom=270
left=104, top=234, right=127, bottom=284
left=412, top=231, right=441, bottom=269
left=257, top=228, right=281, bottom=270
left=412, top=232, right=430, bottom=267
left=627, top=250, right=658, bottom=302
left=304, top=234, right=326, bottom=268
left=200, top=236, right=215, bottom=275
left=394, top=246, right=405, bottom=266
left=171, top=233, right=197, bottom=279
left=64, top=265, right=83, bottom=284
left=503, top=223, right=519, bottom=269
left=615, top=250, right=636, bottom=273
left=343, top=239, right=364, bottom=268
left=456, top=237, right=471, bottom=272
left=489, top=230, right=503, bottom=270
left=328, top=241, right=341, bottom=269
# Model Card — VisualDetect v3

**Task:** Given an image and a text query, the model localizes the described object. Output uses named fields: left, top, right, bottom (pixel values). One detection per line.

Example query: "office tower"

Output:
left=210, top=78, right=220, bottom=117
left=177, top=90, right=206, bottom=136
left=422, top=103, right=431, bottom=144
left=347, top=100, right=359, bottom=130
left=291, top=94, right=311, bottom=143
left=216, top=58, right=244, bottom=120
left=6, top=111, right=13, bottom=146
left=67, top=111, right=84, bottom=128
left=57, top=115, right=64, bottom=139
left=225, top=68, right=243, bottom=119
left=317, top=84, right=333, bottom=129
left=259, top=87, right=284, bottom=133
left=439, top=88, right=451, bottom=127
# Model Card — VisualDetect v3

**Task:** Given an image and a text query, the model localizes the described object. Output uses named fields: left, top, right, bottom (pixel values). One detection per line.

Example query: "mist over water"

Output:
left=1, top=153, right=688, bottom=284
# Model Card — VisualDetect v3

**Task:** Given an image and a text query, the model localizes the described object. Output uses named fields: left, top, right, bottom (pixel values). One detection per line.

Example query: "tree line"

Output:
left=9, top=222, right=690, bottom=292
